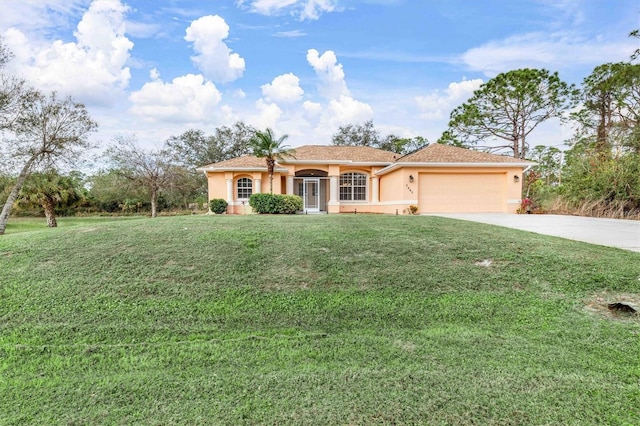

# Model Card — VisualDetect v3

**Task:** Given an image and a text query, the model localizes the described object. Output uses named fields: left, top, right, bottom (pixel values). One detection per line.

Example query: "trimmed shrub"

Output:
left=209, top=198, right=228, bottom=214
left=248, top=193, right=276, bottom=213
left=279, top=194, right=303, bottom=214
left=249, top=193, right=302, bottom=214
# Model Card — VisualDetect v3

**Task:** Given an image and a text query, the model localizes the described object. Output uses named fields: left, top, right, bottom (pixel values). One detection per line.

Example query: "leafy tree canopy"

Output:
left=569, top=62, right=640, bottom=154
left=332, top=120, right=427, bottom=155
left=165, top=121, right=257, bottom=167
left=442, top=68, right=578, bottom=159
left=250, top=128, right=293, bottom=194
left=104, top=136, right=178, bottom=218
left=0, top=91, right=97, bottom=234
left=19, top=170, right=82, bottom=227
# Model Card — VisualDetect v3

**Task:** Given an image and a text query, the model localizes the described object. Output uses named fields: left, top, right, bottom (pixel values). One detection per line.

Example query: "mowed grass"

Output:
left=0, top=214, right=639, bottom=425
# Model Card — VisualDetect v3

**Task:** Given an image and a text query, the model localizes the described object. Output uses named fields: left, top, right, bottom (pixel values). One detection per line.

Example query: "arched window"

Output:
left=237, top=177, right=253, bottom=199
left=339, top=172, right=367, bottom=201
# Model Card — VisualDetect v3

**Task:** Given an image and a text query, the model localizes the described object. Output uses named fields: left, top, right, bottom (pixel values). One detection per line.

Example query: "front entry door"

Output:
left=304, top=179, right=320, bottom=212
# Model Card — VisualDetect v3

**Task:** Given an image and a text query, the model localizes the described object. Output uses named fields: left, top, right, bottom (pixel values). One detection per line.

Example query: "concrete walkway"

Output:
left=430, top=213, right=640, bottom=253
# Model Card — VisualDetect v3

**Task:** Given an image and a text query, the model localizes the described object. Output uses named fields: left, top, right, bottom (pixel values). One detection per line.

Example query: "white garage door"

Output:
left=418, top=173, right=506, bottom=213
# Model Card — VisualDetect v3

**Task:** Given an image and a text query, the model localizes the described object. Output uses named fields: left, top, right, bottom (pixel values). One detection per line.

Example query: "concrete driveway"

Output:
left=430, top=213, right=640, bottom=253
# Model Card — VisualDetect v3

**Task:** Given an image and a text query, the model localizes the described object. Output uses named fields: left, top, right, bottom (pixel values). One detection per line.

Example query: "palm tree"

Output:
left=18, top=171, right=81, bottom=227
left=250, top=128, right=294, bottom=193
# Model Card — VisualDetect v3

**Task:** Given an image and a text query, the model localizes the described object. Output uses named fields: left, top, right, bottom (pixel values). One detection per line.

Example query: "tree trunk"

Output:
left=42, top=200, right=57, bottom=228
left=0, top=156, right=36, bottom=235
left=511, top=125, right=519, bottom=159
left=267, top=158, right=275, bottom=194
left=150, top=188, right=157, bottom=218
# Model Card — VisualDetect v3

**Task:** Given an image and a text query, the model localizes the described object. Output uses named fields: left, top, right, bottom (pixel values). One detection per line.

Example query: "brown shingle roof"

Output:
left=199, top=155, right=268, bottom=169
left=198, top=144, right=532, bottom=171
left=287, top=145, right=397, bottom=163
left=198, top=145, right=397, bottom=169
left=398, top=143, right=533, bottom=164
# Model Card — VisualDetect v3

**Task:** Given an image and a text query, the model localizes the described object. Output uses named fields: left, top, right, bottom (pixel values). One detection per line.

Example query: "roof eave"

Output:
left=282, top=159, right=351, bottom=165
left=196, top=166, right=289, bottom=173
left=282, top=160, right=394, bottom=166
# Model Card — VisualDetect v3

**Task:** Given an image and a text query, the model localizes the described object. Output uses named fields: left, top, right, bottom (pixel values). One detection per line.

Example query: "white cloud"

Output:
left=415, top=79, right=483, bottom=120
left=129, top=74, right=222, bottom=123
left=249, top=0, right=298, bottom=14
left=261, top=73, right=304, bottom=103
left=242, top=0, right=338, bottom=20
left=124, top=20, right=162, bottom=38
left=184, top=15, right=245, bottom=83
left=149, top=68, right=161, bottom=81
left=303, top=101, right=322, bottom=116
left=320, top=95, right=373, bottom=129
left=306, top=49, right=350, bottom=99
left=300, top=0, right=338, bottom=20
left=2, top=0, right=133, bottom=105
left=241, top=48, right=374, bottom=144
left=253, top=99, right=283, bottom=129
left=273, top=30, right=306, bottom=38
left=462, top=32, right=636, bottom=77
left=0, top=0, right=87, bottom=36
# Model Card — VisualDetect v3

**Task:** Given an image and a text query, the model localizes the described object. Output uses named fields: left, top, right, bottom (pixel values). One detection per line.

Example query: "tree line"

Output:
left=0, top=120, right=276, bottom=226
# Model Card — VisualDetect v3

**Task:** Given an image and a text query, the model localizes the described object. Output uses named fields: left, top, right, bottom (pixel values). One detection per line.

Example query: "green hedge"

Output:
left=209, top=198, right=228, bottom=214
left=249, top=193, right=302, bottom=214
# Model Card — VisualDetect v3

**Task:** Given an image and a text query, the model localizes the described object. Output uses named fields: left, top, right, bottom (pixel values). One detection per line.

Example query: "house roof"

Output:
left=196, top=155, right=289, bottom=172
left=375, top=143, right=533, bottom=176
left=197, top=143, right=533, bottom=173
left=200, top=155, right=266, bottom=169
left=287, top=145, right=398, bottom=163
left=397, top=143, right=532, bottom=164
left=197, top=145, right=398, bottom=171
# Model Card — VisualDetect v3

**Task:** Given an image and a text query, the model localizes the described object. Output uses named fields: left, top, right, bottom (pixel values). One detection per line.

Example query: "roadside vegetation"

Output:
left=1, top=215, right=638, bottom=424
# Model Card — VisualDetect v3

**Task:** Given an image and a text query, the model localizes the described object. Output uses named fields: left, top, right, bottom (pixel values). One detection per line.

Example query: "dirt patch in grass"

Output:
left=584, top=291, right=640, bottom=322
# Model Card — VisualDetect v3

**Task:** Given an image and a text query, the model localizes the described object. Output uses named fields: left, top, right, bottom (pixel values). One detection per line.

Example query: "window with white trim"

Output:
left=237, top=177, right=253, bottom=199
left=339, top=172, right=367, bottom=201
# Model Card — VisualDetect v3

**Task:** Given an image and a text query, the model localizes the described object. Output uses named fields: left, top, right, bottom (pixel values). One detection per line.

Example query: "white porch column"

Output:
left=254, top=178, right=262, bottom=194
left=371, top=176, right=379, bottom=203
left=226, top=179, right=233, bottom=204
left=329, top=176, right=338, bottom=203
left=286, top=175, right=294, bottom=195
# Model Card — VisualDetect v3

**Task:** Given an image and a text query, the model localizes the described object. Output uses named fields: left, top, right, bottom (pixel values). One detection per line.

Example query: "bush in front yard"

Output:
left=279, top=194, right=303, bottom=214
left=209, top=198, right=228, bottom=214
left=249, top=194, right=276, bottom=213
left=249, top=193, right=302, bottom=214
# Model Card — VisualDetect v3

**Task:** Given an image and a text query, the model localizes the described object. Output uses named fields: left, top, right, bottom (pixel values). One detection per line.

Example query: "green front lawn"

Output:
left=0, top=215, right=638, bottom=424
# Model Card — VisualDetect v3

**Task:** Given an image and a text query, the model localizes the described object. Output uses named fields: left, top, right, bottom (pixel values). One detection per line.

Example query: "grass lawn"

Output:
left=0, top=214, right=639, bottom=425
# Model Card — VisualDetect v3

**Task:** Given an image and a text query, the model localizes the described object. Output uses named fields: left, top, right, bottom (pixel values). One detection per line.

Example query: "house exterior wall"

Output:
left=414, top=166, right=523, bottom=214
left=205, top=165, right=524, bottom=215
left=206, top=170, right=281, bottom=214
left=376, top=168, right=418, bottom=214
left=205, top=172, right=227, bottom=203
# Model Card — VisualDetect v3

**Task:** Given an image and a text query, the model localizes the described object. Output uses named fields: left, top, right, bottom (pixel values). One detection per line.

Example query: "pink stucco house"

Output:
left=197, top=143, right=533, bottom=214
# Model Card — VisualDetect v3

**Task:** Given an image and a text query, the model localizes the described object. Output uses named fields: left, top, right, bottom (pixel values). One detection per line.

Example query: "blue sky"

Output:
left=1, top=0, right=638, bottom=152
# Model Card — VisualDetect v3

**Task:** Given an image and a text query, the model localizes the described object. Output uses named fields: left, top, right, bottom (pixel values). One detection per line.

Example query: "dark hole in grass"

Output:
left=607, top=302, right=637, bottom=314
